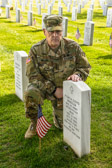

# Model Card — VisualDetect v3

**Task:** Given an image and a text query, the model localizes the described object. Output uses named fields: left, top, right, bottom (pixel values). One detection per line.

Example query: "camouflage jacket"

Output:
left=26, top=37, right=91, bottom=95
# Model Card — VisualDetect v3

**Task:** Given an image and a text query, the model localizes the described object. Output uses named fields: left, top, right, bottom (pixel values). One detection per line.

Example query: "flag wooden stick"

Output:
left=39, top=137, right=41, bottom=153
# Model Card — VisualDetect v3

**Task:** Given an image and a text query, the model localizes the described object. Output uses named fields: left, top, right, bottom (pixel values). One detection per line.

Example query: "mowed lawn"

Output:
left=0, top=0, right=112, bottom=168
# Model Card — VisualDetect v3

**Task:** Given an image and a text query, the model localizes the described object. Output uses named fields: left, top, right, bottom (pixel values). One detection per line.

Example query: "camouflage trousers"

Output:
left=24, top=84, right=63, bottom=129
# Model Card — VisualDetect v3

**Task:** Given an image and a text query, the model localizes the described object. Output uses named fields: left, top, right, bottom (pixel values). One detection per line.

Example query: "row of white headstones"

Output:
left=0, top=0, right=112, bottom=46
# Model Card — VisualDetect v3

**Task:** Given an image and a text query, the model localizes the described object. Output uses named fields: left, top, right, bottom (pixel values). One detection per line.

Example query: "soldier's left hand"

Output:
left=67, top=74, right=82, bottom=82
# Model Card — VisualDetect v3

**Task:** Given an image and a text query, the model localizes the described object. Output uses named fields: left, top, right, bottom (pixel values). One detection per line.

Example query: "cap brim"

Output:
left=47, top=26, right=62, bottom=32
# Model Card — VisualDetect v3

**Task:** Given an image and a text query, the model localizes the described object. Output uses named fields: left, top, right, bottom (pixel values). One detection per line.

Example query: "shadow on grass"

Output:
left=80, top=44, right=89, bottom=46
left=26, top=29, right=42, bottom=32
left=0, top=93, right=21, bottom=106
left=0, top=18, right=15, bottom=23
left=97, top=54, right=112, bottom=59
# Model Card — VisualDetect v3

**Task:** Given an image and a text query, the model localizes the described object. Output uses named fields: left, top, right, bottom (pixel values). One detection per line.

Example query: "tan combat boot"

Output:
left=25, top=119, right=37, bottom=139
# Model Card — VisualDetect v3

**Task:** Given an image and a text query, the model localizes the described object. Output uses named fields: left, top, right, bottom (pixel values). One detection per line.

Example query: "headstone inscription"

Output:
left=63, top=80, right=91, bottom=158
left=84, top=21, right=94, bottom=46
left=14, top=51, right=28, bottom=101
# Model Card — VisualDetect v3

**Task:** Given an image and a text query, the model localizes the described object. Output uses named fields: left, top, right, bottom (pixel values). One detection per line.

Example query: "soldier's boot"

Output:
left=25, top=119, right=37, bottom=139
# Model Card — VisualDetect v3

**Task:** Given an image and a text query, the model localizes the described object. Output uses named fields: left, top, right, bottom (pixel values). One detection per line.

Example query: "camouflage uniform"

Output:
left=24, top=37, right=91, bottom=129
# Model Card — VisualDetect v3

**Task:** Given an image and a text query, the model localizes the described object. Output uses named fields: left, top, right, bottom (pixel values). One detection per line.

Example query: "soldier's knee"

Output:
left=24, top=87, right=44, bottom=105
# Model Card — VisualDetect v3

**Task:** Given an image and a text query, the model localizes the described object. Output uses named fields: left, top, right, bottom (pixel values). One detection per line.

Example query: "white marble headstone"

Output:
left=62, top=17, right=68, bottom=37
left=14, top=51, right=28, bottom=101
left=59, top=6, right=63, bottom=16
left=84, top=21, right=94, bottom=46
left=48, top=4, right=52, bottom=15
left=72, top=7, right=77, bottom=21
left=87, top=9, right=93, bottom=21
left=107, top=0, right=112, bottom=7
left=38, top=3, right=41, bottom=15
left=42, top=13, right=47, bottom=29
left=103, top=4, right=108, bottom=16
left=28, top=11, right=33, bottom=26
left=63, top=80, right=91, bottom=158
left=16, top=8, right=20, bottom=22
left=106, top=9, right=112, bottom=27
left=67, top=3, right=71, bottom=12
left=6, top=5, right=10, bottom=18
left=77, top=3, right=81, bottom=13
left=1, top=0, right=8, bottom=7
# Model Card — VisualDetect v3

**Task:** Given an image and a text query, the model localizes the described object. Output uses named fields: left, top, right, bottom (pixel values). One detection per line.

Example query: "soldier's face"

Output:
left=44, top=29, right=63, bottom=49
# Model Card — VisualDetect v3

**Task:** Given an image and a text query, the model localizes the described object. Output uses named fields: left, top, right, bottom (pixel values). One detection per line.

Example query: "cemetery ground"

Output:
left=0, top=0, right=112, bottom=168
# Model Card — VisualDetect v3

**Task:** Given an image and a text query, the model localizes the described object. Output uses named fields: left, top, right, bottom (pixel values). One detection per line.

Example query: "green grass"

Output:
left=0, top=0, right=112, bottom=168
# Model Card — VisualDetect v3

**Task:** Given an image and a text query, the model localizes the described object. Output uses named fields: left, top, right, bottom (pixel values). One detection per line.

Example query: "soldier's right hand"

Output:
left=54, top=88, right=63, bottom=99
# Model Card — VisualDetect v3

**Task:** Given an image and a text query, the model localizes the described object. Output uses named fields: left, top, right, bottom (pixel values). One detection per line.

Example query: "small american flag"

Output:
left=20, top=14, right=23, bottom=21
left=36, top=104, right=52, bottom=139
left=75, top=28, right=81, bottom=40
left=33, top=18, right=36, bottom=26
left=109, top=34, right=112, bottom=48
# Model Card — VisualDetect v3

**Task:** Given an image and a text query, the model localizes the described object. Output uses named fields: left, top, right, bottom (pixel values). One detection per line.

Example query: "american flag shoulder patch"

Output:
left=26, top=58, right=31, bottom=64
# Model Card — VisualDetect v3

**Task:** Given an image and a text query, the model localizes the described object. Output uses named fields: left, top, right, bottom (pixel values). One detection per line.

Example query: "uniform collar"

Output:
left=45, top=38, right=66, bottom=57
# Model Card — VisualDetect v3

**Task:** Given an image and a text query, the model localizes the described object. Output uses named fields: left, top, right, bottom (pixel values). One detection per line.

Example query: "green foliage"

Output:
left=0, top=0, right=112, bottom=168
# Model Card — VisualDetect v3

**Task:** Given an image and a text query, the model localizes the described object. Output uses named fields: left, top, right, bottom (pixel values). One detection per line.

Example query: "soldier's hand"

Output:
left=67, top=74, right=82, bottom=82
left=54, top=88, right=63, bottom=99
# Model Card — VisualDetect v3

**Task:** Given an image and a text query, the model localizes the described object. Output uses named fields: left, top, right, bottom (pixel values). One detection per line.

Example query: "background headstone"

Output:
left=103, top=4, right=108, bottom=16
left=42, top=13, right=47, bottom=29
left=28, top=11, right=33, bottom=26
left=84, top=21, right=94, bottom=46
left=107, top=0, right=112, bottom=7
left=63, top=80, right=91, bottom=158
left=38, top=3, right=41, bottom=15
left=72, top=7, right=77, bottom=21
left=106, top=9, right=112, bottom=27
left=87, top=9, right=93, bottom=21
left=14, top=51, right=28, bottom=101
left=16, top=8, right=20, bottom=22
left=77, top=3, right=81, bottom=13
left=62, top=17, right=68, bottom=37
left=6, top=5, right=10, bottom=18
left=1, top=0, right=8, bottom=7
left=59, top=6, right=63, bottom=16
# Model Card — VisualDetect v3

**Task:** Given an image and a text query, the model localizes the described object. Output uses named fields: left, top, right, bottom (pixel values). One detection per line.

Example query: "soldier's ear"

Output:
left=43, top=29, right=46, bottom=36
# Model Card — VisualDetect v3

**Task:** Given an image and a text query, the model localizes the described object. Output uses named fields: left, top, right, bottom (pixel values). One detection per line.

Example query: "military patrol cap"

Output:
left=43, top=15, right=63, bottom=32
